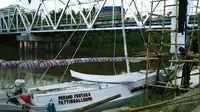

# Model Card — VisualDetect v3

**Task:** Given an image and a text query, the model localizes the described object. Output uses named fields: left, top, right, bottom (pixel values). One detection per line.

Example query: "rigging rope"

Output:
left=132, top=0, right=146, bottom=46
left=132, top=0, right=157, bottom=70
left=60, top=31, right=88, bottom=83
left=37, top=24, right=81, bottom=85
left=113, top=29, right=117, bottom=75
left=96, top=30, right=104, bottom=57
left=113, top=3, right=117, bottom=75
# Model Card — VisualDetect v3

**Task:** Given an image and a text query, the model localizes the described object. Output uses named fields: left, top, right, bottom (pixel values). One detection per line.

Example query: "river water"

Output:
left=0, top=42, right=166, bottom=90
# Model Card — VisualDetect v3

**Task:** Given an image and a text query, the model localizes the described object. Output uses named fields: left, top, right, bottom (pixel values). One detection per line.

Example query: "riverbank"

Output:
left=104, top=86, right=200, bottom=112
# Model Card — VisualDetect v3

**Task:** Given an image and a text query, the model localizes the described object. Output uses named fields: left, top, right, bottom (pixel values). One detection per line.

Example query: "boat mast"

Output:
left=121, top=0, right=130, bottom=74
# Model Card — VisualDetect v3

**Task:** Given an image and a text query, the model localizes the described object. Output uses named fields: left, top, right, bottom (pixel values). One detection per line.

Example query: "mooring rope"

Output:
left=59, top=31, right=88, bottom=83
left=36, top=23, right=82, bottom=85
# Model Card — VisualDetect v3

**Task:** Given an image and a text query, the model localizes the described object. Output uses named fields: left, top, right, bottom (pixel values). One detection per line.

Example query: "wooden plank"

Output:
left=169, top=59, right=199, bottom=63
left=72, top=94, right=121, bottom=112
left=146, top=29, right=177, bottom=32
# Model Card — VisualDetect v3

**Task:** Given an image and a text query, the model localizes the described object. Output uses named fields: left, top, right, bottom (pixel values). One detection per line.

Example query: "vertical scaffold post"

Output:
left=173, top=0, right=179, bottom=97
left=145, top=0, right=154, bottom=95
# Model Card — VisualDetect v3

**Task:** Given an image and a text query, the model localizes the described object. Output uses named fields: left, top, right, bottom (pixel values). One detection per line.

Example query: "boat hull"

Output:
left=29, top=71, right=158, bottom=111
left=0, top=70, right=159, bottom=111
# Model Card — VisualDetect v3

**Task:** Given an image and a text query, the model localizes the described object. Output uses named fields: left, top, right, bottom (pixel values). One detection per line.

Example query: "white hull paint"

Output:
left=0, top=70, right=159, bottom=112
left=28, top=71, right=159, bottom=111
left=0, top=67, right=199, bottom=111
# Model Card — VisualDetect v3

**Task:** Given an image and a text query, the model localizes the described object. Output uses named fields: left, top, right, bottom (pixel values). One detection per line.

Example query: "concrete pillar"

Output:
left=24, top=41, right=27, bottom=54
left=35, top=41, right=38, bottom=60
left=27, top=41, right=30, bottom=54
left=19, top=41, right=23, bottom=53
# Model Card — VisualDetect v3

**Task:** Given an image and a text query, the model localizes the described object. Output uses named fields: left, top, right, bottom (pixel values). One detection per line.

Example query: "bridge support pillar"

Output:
left=16, top=33, right=64, bottom=60
left=24, top=41, right=27, bottom=54
left=19, top=41, right=23, bottom=53
left=34, top=41, right=38, bottom=59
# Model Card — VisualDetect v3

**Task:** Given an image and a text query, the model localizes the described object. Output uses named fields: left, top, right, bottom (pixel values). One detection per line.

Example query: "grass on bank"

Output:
left=128, top=88, right=175, bottom=112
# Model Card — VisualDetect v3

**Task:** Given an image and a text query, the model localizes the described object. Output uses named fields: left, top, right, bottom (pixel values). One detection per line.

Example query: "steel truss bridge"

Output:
left=0, top=0, right=198, bottom=35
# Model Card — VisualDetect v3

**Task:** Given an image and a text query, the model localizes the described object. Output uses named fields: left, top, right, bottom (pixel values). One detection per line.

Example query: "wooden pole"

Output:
left=156, top=0, right=166, bottom=81
left=173, top=0, right=179, bottom=97
left=198, top=13, right=200, bottom=92
left=188, top=0, right=199, bottom=52
left=72, top=94, right=121, bottom=112
left=128, top=92, right=200, bottom=112
left=169, top=59, right=199, bottom=62
left=145, top=0, right=154, bottom=96
left=148, top=84, right=189, bottom=91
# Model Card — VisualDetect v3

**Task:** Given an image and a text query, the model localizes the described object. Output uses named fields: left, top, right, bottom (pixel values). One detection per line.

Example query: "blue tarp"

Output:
left=102, top=6, right=121, bottom=11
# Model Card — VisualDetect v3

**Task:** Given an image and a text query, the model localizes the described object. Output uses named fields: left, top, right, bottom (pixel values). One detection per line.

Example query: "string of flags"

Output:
left=0, top=57, right=126, bottom=69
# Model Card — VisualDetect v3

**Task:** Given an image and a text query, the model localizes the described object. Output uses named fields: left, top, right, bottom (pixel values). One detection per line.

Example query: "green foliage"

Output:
left=59, top=29, right=171, bottom=57
left=128, top=88, right=174, bottom=111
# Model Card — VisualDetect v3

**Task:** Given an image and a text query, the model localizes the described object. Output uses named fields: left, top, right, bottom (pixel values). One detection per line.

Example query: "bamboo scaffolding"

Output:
left=169, top=59, right=199, bottom=63
left=147, top=13, right=166, bottom=17
left=188, top=0, right=200, bottom=52
left=172, top=0, right=179, bottom=97
left=129, top=0, right=200, bottom=109
left=72, top=94, right=121, bottom=112
left=187, top=0, right=200, bottom=91
left=156, top=0, right=166, bottom=81
left=134, top=0, right=200, bottom=99
left=146, top=29, right=177, bottom=32
left=150, top=80, right=188, bottom=90
left=152, top=0, right=168, bottom=2
left=133, top=52, right=200, bottom=59
left=164, top=4, right=178, bottom=7
left=186, top=29, right=200, bottom=32
left=198, top=13, right=200, bottom=92
left=148, top=84, right=189, bottom=91
left=145, top=0, right=154, bottom=96
left=151, top=43, right=185, bottom=46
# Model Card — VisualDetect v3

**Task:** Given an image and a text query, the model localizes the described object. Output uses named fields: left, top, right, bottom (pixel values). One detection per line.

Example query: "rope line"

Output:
left=60, top=31, right=88, bottom=83
left=37, top=23, right=82, bottom=85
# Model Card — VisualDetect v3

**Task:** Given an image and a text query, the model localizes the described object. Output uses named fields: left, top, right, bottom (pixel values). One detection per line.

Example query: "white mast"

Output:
left=121, top=0, right=130, bottom=74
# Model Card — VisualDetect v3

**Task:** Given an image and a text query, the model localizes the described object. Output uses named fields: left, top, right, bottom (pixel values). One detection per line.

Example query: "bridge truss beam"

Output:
left=0, top=0, right=198, bottom=34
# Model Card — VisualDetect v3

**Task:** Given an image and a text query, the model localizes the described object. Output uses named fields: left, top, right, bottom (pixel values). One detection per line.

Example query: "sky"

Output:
left=0, top=0, right=196, bottom=16
left=0, top=0, right=152, bottom=13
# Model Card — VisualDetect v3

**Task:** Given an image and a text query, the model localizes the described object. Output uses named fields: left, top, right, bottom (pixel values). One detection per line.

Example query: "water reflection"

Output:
left=0, top=44, right=170, bottom=90
left=0, top=68, right=59, bottom=89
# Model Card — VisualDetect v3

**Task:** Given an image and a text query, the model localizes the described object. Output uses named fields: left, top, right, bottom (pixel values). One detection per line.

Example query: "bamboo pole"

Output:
left=156, top=0, right=166, bottom=81
left=72, top=94, right=121, bottom=112
left=173, top=0, right=179, bottom=97
left=169, top=59, right=199, bottom=63
left=151, top=43, right=186, bottom=46
left=148, top=84, right=189, bottom=91
left=146, top=29, right=177, bottom=32
left=188, top=0, right=199, bottom=52
left=198, top=13, right=200, bottom=92
left=145, top=0, right=154, bottom=96
left=152, top=0, right=168, bottom=2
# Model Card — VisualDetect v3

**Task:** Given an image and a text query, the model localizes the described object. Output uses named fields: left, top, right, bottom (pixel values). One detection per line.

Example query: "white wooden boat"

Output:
left=0, top=1, right=199, bottom=111
left=0, top=3, right=161, bottom=111
left=0, top=69, right=163, bottom=112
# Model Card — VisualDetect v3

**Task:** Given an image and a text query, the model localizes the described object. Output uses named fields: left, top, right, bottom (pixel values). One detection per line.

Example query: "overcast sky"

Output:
left=0, top=0, right=152, bottom=12
left=0, top=0, right=195, bottom=16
